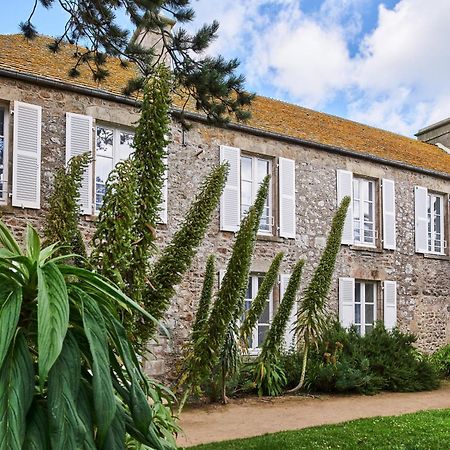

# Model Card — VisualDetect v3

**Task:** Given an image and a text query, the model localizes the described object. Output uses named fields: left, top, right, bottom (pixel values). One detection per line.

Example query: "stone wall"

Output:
left=0, top=76, right=449, bottom=381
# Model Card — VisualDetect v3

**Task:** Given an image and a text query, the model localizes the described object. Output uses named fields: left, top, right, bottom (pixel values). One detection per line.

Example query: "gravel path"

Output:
left=177, top=381, right=450, bottom=447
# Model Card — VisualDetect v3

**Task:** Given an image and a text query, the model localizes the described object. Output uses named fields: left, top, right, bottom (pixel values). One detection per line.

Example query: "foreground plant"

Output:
left=0, top=222, right=176, bottom=449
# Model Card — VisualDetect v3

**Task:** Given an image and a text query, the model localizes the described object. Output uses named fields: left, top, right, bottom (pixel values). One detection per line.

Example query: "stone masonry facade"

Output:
left=0, top=75, right=449, bottom=379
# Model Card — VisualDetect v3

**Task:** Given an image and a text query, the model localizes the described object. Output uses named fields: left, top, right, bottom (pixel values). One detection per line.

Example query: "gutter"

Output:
left=1, top=67, right=449, bottom=181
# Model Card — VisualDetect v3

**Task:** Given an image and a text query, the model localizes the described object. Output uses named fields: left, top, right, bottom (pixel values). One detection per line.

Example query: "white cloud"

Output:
left=183, top=0, right=450, bottom=136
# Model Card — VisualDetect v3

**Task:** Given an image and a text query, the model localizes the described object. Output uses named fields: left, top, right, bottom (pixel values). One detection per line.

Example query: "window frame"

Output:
left=240, top=153, right=273, bottom=236
left=354, top=280, right=377, bottom=336
left=244, top=274, right=273, bottom=355
left=0, top=103, right=9, bottom=204
left=427, top=192, right=446, bottom=255
left=94, top=123, right=134, bottom=213
left=352, top=176, right=377, bottom=247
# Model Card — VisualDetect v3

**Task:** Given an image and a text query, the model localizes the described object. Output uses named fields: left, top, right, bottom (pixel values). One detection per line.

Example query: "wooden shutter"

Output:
left=339, top=277, right=355, bottom=328
left=12, top=101, right=42, bottom=209
left=278, top=158, right=296, bottom=238
left=66, top=112, right=93, bottom=215
left=220, top=145, right=240, bottom=232
left=158, top=156, right=168, bottom=224
left=414, top=186, right=428, bottom=253
left=280, top=274, right=297, bottom=349
left=336, top=170, right=353, bottom=245
left=383, top=280, right=397, bottom=330
left=382, top=179, right=396, bottom=250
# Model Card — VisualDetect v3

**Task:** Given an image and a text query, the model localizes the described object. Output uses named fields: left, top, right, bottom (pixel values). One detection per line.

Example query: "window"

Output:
left=427, top=193, right=445, bottom=254
left=95, top=125, right=134, bottom=212
left=353, top=177, right=376, bottom=246
left=0, top=106, right=7, bottom=202
left=354, top=281, right=376, bottom=336
left=241, top=155, right=272, bottom=233
left=243, top=275, right=273, bottom=353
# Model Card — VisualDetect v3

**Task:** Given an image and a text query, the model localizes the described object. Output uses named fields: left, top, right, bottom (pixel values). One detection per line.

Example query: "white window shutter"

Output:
left=336, top=170, right=353, bottom=245
left=339, top=277, right=355, bottom=328
left=414, top=186, right=428, bottom=253
left=12, top=101, right=42, bottom=209
left=66, top=112, right=93, bottom=215
left=220, top=145, right=240, bottom=232
left=383, top=280, right=397, bottom=330
left=382, top=179, right=396, bottom=250
left=279, top=158, right=296, bottom=239
left=280, top=274, right=296, bottom=349
left=158, top=157, right=168, bottom=224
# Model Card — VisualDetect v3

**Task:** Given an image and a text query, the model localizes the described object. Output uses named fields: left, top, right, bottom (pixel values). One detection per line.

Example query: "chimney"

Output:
left=416, top=117, right=450, bottom=154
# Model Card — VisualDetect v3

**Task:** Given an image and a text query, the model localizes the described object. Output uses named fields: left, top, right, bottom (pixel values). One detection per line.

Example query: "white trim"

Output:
left=0, top=103, right=9, bottom=204
left=353, top=177, right=376, bottom=246
left=354, top=280, right=377, bottom=336
left=382, top=178, right=396, bottom=250
left=427, top=192, right=445, bottom=255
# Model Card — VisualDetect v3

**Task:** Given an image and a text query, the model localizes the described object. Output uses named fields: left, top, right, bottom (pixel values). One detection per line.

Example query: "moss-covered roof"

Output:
left=1, top=34, right=449, bottom=175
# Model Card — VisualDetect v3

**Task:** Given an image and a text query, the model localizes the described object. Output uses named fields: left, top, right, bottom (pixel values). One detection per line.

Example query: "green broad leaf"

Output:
left=0, top=332, right=34, bottom=450
left=77, top=381, right=96, bottom=450
left=26, top=224, right=41, bottom=262
left=23, top=402, right=50, bottom=450
left=80, top=291, right=116, bottom=443
left=48, top=332, right=85, bottom=449
left=0, top=221, right=22, bottom=255
left=130, top=380, right=152, bottom=435
left=101, top=403, right=126, bottom=450
left=37, top=262, right=69, bottom=387
left=37, top=242, right=59, bottom=266
left=0, top=287, right=22, bottom=370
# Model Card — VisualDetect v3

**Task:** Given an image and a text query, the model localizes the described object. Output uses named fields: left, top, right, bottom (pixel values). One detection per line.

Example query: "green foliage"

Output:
left=141, top=163, right=229, bottom=342
left=431, top=344, right=450, bottom=378
left=240, top=252, right=283, bottom=347
left=178, top=176, right=270, bottom=406
left=44, top=153, right=90, bottom=257
left=91, top=159, right=138, bottom=291
left=282, top=321, right=439, bottom=395
left=0, top=221, right=177, bottom=449
left=23, top=1, right=254, bottom=123
left=188, top=409, right=450, bottom=450
left=290, top=196, right=351, bottom=392
left=191, top=255, right=215, bottom=341
left=252, top=259, right=304, bottom=396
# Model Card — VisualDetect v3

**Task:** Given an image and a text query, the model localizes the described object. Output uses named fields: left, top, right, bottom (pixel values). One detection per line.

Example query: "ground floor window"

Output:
left=354, top=280, right=377, bottom=336
left=243, top=274, right=273, bottom=353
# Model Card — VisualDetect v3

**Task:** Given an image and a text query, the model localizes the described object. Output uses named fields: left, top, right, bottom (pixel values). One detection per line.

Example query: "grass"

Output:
left=187, top=409, right=450, bottom=449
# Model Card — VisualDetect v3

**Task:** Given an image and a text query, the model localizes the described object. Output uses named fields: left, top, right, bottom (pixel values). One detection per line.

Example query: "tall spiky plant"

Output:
left=288, top=196, right=351, bottom=393
left=239, top=252, right=284, bottom=349
left=177, top=176, right=270, bottom=409
left=44, top=153, right=91, bottom=258
left=252, top=259, right=305, bottom=396
left=140, top=163, right=229, bottom=343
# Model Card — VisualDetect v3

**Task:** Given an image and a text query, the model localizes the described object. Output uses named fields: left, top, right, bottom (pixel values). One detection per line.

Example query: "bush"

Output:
left=279, top=321, right=439, bottom=395
left=431, top=344, right=450, bottom=378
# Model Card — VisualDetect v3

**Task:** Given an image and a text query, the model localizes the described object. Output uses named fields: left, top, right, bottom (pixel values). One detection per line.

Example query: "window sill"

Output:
left=257, top=234, right=284, bottom=243
left=349, top=245, right=383, bottom=254
left=422, top=253, right=449, bottom=261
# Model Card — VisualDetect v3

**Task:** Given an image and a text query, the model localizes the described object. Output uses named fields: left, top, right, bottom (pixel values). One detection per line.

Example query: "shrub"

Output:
left=431, top=344, right=450, bottom=378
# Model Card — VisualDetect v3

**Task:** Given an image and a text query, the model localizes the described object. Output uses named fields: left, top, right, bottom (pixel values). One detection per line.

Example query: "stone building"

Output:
left=0, top=35, right=449, bottom=377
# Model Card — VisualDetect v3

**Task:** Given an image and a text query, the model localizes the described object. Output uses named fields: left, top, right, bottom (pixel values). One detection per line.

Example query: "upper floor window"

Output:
left=244, top=274, right=273, bottom=353
left=427, top=193, right=445, bottom=254
left=241, top=155, right=272, bottom=234
left=0, top=106, right=6, bottom=202
left=353, top=177, right=376, bottom=246
left=95, top=125, right=134, bottom=212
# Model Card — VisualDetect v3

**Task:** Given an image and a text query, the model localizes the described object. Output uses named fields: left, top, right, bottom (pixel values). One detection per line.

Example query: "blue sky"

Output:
left=1, top=0, right=449, bottom=137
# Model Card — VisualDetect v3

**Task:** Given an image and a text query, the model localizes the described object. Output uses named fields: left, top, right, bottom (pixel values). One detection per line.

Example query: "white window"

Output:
left=0, top=106, right=8, bottom=202
left=95, top=125, right=134, bottom=212
left=354, top=281, right=376, bottom=336
left=427, top=193, right=445, bottom=254
left=244, top=274, right=273, bottom=353
left=353, top=177, right=376, bottom=246
left=241, top=155, right=272, bottom=233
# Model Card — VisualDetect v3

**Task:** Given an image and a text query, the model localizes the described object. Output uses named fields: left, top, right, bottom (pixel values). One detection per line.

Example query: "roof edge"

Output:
left=1, top=67, right=449, bottom=181
left=416, top=117, right=450, bottom=137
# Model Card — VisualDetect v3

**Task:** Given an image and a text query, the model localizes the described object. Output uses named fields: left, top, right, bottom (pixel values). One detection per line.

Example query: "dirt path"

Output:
left=177, top=381, right=450, bottom=447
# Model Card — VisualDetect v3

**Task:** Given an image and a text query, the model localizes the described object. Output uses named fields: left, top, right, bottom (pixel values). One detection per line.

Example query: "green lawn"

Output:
left=187, top=409, right=450, bottom=450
